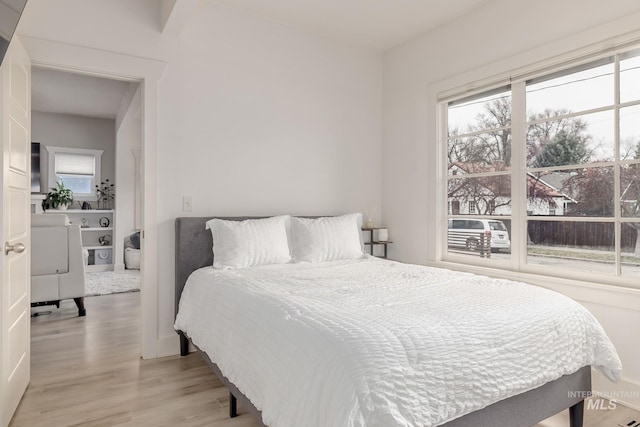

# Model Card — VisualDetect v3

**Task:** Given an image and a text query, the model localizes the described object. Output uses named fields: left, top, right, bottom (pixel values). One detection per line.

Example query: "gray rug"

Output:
left=86, top=270, right=140, bottom=297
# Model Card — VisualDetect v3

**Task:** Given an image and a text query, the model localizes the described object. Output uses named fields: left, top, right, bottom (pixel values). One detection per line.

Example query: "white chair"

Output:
left=31, top=214, right=86, bottom=316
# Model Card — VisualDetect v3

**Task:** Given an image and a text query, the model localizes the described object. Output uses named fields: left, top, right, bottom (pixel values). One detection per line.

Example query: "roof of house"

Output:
left=449, top=162, right=572, bottom=199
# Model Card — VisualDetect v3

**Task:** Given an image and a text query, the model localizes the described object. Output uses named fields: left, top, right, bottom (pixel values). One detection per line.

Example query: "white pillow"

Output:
left=289, top=214, right=365, bottom=263
left=206, top=216, right=291, bottom=269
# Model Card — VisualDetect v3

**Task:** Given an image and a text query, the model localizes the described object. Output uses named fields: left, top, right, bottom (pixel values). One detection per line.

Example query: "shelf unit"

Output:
left=45, top=209, right=115, bottom=272
left=362, top=227, right=393, bottom=259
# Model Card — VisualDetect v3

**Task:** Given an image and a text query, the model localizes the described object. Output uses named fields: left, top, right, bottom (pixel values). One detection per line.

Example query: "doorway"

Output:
left=30, top=66, right=142, bottom=302
left=21, top=35, right=166, bottom=359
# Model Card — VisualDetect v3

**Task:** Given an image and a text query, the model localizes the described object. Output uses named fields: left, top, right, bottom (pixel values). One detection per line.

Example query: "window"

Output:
left=447, top=87, right=512, bottom=259
left=46, top=146, right=103, bottom=200
left=56, top=152, right=95, bottom=194
left=441, top=47, right=640, bottom=285
left=469, top=200, right=477, bottom=214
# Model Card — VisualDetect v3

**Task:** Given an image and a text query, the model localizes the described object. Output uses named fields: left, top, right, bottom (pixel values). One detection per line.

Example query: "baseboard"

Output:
left=592, top=369, right=640, bottom=410
left=156, top=334, right=180, bottom=358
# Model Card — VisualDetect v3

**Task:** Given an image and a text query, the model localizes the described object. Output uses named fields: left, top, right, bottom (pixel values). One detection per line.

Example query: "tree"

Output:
left=448, top=97, right=512, bottom=168
left=564, top=168, right=614, bottom=216
left=448, top=99, right=590, bottom=170
left=470, top=97, right=512, bottom=166
left=448, top=100, right=591, bottom=220
left=534, top=130, right=590, bottom=168
left=526, top=109, right=589, bottom=165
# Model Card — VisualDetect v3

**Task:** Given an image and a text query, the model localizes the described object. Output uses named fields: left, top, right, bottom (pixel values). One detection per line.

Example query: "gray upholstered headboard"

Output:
left=175, top=216, right=263, bottom=316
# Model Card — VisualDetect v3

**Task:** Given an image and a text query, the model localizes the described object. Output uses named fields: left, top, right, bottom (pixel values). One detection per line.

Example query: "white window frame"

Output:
left=436, top=42, right=640, bottom=290
left=45, top=146, right=103, bottom=201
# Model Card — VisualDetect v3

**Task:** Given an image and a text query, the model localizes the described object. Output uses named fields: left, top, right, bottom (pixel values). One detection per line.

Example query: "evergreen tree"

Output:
left=534, top=130, right=589, bottom=168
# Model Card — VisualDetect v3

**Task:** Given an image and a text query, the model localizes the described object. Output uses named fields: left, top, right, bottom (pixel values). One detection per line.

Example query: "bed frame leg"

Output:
left=229, top=392, right=237, bottom=418
left=569, top=400, right=584, bottom=427
left=179, top=332, right=189, bottom=356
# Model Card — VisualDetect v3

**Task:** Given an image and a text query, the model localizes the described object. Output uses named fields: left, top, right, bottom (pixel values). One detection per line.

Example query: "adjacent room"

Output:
left=0, top=0, right=638, bottom=427
left=29, top=67, right=142, bottom=303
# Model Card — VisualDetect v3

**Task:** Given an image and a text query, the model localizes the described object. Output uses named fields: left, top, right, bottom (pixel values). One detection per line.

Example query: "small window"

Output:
left=469, top=200, right=477, bottom=214
left=46, top=146, right=103, bottom=199
left=55, top=152, right=95, bottom=194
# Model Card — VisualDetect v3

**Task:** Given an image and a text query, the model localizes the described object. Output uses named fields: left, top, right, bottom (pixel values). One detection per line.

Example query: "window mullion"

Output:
left=614, top=54, right=622, bottom=276
left=511, top=82, right=527, bottom=271
left=438, top=103, right=449, bottom=261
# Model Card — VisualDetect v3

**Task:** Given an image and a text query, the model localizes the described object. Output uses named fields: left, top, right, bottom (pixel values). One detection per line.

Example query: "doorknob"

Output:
left=5, top=242, right=25, bottom=255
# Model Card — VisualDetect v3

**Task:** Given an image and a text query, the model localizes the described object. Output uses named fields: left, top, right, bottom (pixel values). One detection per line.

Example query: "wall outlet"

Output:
left=183, top=196, right=192, bottom=212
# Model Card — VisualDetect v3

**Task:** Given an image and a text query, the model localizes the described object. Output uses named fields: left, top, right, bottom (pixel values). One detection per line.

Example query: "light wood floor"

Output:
left=9, top=292, right=640, bottom=427
left=11, top=293, right=260, bottom=427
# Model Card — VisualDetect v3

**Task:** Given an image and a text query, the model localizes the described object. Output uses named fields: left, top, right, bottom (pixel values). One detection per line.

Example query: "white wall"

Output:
left=32, top=111, right=115, bottom=200
left=18, top=1, right=382, bottom=354
left=382, top=0, right=640, bottom=408
left=156, top=3, right=382, bottom=343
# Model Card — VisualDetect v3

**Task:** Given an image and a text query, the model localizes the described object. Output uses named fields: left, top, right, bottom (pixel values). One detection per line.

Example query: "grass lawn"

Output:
left=527, top=246, right=640, bottom=265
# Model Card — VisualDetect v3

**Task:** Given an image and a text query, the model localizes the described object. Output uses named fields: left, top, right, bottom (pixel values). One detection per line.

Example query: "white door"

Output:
left=0, top=37, right=31, bottom=427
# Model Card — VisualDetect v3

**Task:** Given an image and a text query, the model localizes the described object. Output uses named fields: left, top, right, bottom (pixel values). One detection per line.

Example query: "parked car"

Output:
left=448, top=218, right=511, bottom=252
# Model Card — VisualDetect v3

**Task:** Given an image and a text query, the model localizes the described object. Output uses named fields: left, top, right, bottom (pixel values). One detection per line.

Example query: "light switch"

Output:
left=183, top=196, right=192, bottom=212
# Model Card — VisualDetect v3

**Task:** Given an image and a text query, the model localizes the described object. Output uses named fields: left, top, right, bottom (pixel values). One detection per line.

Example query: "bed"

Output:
left=174, top=216, right=622, bottom=427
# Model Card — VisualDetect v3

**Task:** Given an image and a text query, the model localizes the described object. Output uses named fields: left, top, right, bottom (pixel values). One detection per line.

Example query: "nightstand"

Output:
left=362, top=227, right=393, bottom=259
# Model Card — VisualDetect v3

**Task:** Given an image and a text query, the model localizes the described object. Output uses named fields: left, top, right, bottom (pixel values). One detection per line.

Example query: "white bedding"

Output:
left=174, top=257, right=622, bottom=427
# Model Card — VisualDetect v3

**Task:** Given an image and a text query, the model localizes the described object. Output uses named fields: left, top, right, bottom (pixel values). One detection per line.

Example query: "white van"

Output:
left=448, top=218, right=510, bottom=252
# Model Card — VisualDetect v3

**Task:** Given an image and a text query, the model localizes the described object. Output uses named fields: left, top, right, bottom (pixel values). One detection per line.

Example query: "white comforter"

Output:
left=174, top=257, right=622, bottom=427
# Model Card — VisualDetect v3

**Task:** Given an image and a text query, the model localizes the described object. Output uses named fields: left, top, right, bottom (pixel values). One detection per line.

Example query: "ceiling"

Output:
left=31, top=67, right=130, bottom=119
left=210, top=0, right=490, bottom=51
left=30, top=1, right=493, bottom=117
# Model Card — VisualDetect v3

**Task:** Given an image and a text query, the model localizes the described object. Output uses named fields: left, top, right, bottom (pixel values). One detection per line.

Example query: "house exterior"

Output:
left=448, top=163, right=574, bottom=216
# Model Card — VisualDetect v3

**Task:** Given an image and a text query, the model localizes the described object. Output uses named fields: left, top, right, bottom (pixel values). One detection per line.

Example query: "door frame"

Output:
left=20, top=36, right=167, bottom=359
